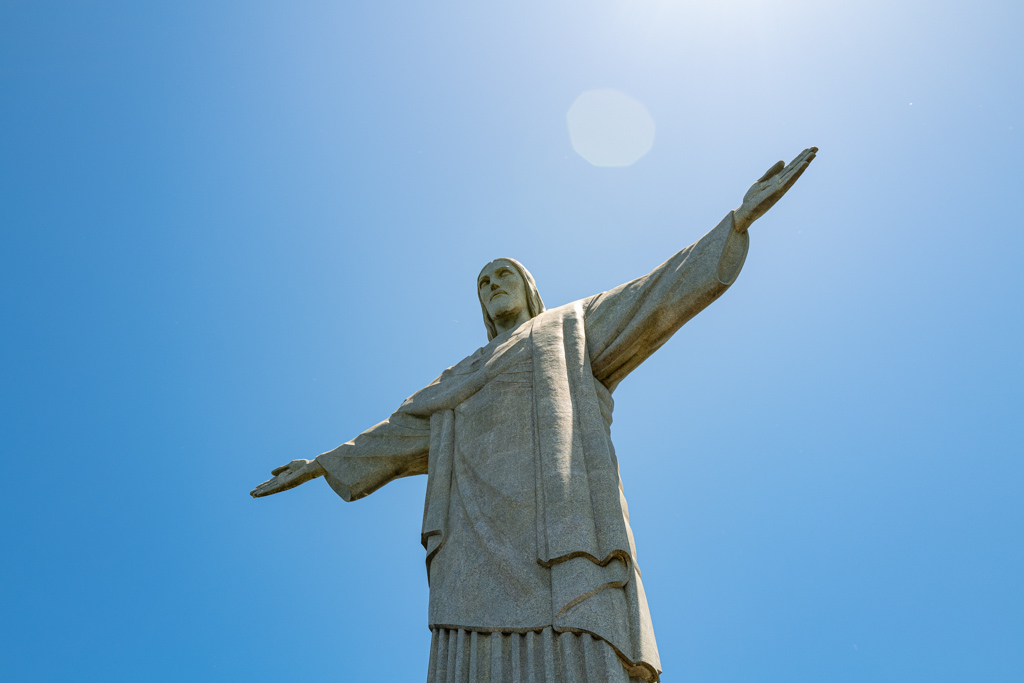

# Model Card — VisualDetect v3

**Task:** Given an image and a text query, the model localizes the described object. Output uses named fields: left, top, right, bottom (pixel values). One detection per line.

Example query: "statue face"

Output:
left=478, top=259, right=528, bottom=323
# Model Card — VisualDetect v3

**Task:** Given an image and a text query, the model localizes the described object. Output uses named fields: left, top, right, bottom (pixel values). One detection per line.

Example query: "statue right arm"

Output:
left=249, top=409, right=430, bottom=501
left=314, top=410, right=431, bottom=502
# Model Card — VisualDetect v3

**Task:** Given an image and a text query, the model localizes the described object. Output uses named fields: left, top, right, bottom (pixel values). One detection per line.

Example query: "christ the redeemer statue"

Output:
left=251, top=147, right=817, bottom=683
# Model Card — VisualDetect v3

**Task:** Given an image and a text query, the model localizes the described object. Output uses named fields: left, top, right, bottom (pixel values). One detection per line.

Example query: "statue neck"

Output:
left=492, top=308, right=532, bottom=336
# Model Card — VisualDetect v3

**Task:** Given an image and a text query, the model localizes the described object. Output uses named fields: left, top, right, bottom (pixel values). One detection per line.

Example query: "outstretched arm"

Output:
left=249, top=409, right=431, bottom=501
left=585, top=146, right=817, bottom=390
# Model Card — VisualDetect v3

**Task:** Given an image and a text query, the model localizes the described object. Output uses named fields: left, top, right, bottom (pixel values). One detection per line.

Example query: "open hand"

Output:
left=250, top=458, right=325, bottom=498
left=734, top=146, right=817, bottom=232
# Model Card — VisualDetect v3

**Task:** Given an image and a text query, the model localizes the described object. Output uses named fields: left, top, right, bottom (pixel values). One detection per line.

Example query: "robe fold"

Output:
left=317, top=212, right=749, bottom=681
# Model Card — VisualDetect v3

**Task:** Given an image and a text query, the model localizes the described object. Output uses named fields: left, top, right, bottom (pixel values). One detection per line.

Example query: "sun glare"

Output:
left=567, top=89, right=656, bottom=167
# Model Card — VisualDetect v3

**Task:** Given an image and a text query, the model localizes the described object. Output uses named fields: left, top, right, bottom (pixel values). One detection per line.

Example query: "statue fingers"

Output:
left=252, top=467, right=312, bottom=497
left=778, top=150, right=816, bottom=185
left=756, top=160, right=785, bottom=183
left=250, top=478, right=278, bottom=498
left=271, top=459, right=308, bottom=477
left=799, top=146, right=818, bottom=164
left=778, top=161, right=811, bottom=195
left=782, top=148, right=817, bottom=180
left=783, top=147, right=817, bottom=175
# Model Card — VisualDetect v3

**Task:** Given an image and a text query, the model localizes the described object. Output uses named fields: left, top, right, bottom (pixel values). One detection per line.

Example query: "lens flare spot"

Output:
left=567, top=89, right=655, bottom=167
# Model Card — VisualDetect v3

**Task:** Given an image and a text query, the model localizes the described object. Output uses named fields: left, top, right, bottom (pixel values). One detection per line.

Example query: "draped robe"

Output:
left=316, top=213, right=749, bottom=682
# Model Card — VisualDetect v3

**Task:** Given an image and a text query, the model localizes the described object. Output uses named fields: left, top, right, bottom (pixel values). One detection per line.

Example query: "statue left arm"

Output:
left=585, top=147, right=816, bottom=391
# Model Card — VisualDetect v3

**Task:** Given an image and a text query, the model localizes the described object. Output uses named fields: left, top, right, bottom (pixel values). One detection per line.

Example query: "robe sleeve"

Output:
left=315, top=409, right=430, bottom=502
left=585, top=211, right=749, bottom=392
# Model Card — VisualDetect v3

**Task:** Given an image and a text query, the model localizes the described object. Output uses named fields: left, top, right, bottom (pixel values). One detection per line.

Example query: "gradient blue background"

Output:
left=2, top=1, right=1022, bottom=681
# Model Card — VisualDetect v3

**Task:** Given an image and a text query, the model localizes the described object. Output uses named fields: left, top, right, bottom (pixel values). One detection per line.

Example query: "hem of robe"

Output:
left=428, top=625, right=660, bottom=683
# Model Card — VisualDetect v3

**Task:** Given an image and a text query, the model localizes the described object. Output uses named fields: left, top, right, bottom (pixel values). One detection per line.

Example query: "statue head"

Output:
left=478, top=257, right=545, bottom=341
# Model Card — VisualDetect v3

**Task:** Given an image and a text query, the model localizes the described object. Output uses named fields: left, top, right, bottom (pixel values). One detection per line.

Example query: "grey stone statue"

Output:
left=251, top=147, right=817, bottom=683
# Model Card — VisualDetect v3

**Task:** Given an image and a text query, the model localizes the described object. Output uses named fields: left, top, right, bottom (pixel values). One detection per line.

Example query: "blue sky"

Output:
left=2, top=1, right=1022, bottom=681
